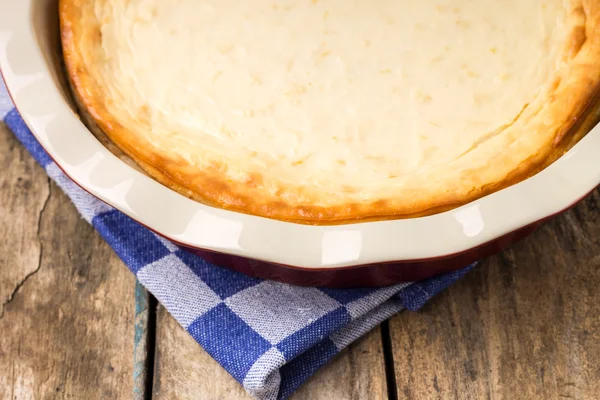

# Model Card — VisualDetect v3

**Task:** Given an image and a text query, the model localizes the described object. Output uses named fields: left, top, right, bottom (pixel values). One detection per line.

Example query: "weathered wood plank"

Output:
left=0, top=123, right=49, bottom=318
left=152, top=304, right=388, bottom=399
left=389, top=189, right=600, bottom=400
left=0, top=123, right=138, bottom=399
left=292, top=326, right=387, bottom=400
left=152, top=305, right=250, bottom=400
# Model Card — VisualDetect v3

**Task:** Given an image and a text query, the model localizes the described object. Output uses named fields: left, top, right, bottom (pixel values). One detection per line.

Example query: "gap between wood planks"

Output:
left=133, top=293, right=400, bottom=400
left=133, top=284, right=157, bottom=400
left=381, top=320, right=399, bottom=400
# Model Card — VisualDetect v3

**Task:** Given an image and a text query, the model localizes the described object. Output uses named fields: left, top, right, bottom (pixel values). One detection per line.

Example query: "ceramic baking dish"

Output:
left=2, top=0, right=600, bottom=287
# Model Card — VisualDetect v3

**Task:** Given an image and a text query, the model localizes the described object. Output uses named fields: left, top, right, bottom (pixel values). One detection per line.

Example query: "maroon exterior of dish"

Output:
left=182, top=221, right=542, bottom=288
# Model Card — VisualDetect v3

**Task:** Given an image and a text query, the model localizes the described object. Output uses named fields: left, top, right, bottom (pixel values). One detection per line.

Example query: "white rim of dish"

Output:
left=1, top=0, right=600, bottom=269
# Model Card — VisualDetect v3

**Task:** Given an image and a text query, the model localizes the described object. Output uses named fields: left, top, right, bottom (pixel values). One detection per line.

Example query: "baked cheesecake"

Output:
left=59, top=0, right=600, bottom=224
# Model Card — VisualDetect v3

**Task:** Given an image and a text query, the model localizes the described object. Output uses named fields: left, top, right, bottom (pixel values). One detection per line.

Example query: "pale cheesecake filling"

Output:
left=93, top=0, right=567, bottom=204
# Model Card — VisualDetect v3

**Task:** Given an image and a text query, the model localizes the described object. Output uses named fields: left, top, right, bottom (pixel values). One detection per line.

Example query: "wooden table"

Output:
left=1, top=120, right=599, bottom=399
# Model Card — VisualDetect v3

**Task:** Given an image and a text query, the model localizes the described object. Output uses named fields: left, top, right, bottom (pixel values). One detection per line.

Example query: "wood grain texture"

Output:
left=0, top=123, right=137, bottom=399
left=389, top=189, right=600, bottom=400
left=152, top=305, right=250, bottom=400
left=292, top=326, right=387, bottom=400
left=0, top=123, right=49, bottom=318
left=152, top=305, right=388, bottom=400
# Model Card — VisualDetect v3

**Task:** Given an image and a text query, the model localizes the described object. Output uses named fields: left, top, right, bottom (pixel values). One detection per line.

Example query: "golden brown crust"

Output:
left=59, top=0, right=600, bottom=225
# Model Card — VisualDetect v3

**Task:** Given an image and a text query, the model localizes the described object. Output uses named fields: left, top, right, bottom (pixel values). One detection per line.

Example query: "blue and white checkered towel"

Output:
left=1, top=78, right=473, bottom=399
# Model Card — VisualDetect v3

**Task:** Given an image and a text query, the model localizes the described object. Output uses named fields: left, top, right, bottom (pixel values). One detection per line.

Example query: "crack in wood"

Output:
left=0, top=177, right=51, bottom=319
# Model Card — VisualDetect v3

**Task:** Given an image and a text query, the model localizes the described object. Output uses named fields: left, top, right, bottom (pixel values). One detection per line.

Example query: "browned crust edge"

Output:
left=59, top=0, right=600, bottom=225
